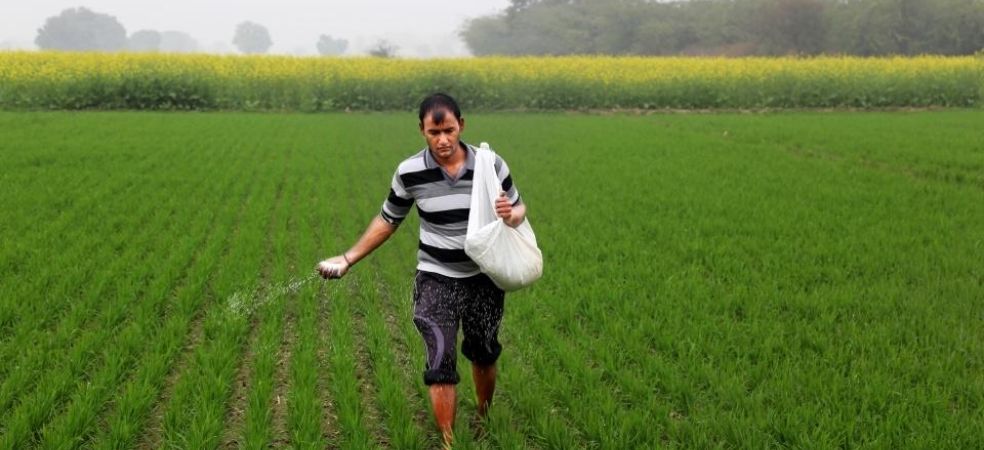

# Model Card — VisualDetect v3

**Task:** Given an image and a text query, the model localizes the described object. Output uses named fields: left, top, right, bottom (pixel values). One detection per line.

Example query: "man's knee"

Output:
left=461, top=337, right=502, bottom=366
left=423, top=367, right=460, bottom=385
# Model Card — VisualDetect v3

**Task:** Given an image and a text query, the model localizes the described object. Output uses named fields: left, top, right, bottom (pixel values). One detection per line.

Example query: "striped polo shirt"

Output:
left=380, top=142, right=522, bottom=278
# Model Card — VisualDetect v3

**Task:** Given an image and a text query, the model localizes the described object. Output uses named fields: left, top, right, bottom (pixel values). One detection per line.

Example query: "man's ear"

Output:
left=458, top=117, right=465, bottom=132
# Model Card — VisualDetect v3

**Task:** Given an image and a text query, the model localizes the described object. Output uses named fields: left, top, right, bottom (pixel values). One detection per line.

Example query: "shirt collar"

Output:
left=424, top=141, right=475, bottom=171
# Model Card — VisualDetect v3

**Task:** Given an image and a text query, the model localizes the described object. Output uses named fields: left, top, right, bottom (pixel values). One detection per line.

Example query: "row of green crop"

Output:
left=0, top=129, right=240, bottom=448
left=318, top=111, right=984, bottom=448
left=0, top=52, right=982, bottom=111
left=4, top=111, right=982, bottom=448
left=0, top=113, right=430, bottom=448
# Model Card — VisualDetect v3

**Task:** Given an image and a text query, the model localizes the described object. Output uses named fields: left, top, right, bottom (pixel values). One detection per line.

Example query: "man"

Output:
left=317, top=93, right=526, bottom=445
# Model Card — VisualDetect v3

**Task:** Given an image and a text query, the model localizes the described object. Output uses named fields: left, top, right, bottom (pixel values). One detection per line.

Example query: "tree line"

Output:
left=33, top=7, right=350, bottom=56
left=462, top=0, right=984, bottom=56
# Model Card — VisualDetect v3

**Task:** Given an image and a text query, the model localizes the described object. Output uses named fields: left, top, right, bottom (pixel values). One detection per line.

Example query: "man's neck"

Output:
left=430, top=141, right=467, bottom=169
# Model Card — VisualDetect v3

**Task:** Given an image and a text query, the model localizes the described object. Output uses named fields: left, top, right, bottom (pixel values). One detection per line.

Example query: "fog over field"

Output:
left=1, top=0, right=509, bottom=56
left=5, top=1, right=983, bottom=57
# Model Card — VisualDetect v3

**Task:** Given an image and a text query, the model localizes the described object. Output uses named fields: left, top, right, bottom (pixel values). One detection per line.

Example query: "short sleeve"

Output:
left=494, top=155, right=522, bottom=206
left=380, top=169, right=414, bottom=226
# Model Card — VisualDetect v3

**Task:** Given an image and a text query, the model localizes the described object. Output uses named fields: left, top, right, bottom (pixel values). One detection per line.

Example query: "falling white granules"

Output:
left=225, top=272, right=324, bottom=317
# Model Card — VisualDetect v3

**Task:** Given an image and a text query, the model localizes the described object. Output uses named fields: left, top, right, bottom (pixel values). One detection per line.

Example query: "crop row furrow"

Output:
left=0, top=150, right=180, bottom=340
left=33, top=204, right=221, bottom=449
left=310, top=169, right=342, bottom=448
left=0, top=135, right=227, bottom=362
left=322, top=278, right=373, bottom=448
left=287, top=289, right=326, bottom=448
left=287, top=160, right=331, bottom=449
left=223, top=210, right=281, bottom=448
left=156, top=147, right=285, bottom=449
left=0, top=202, right=203, bottom=448
left=270, top=159, right=301, bottom=448
left=316, top=158, right=388, bottom=449
left=355, top=269, right=431, bottom=449
left=0, top=181, right=206, bottom=422
left=0, top=144, right=219, bottom=372
left=231, top=286, right=285, bottom=447
left=42, top=146, right=256, bottom=447
left=338, top=148, right=431, bottom=448
left=89, top=147, right=262, bottom=450
left=0, top=185, right=185, bottom=384
left=315, top=285, right=342, bottom=449
left=217, top=147, right=301, bottom=450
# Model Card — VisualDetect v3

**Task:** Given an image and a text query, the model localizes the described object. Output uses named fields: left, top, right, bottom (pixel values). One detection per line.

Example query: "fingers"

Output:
left=495, top=192, right=514, bottom=221
left=316, top=259, right=347, bottom=279
left=496, top=207, right=512, bottom=220
left=494, top=193, right=511, bottom=219
left=495, top=195, right=510, bottom=208
left=318, top=267, right=342, bottom=279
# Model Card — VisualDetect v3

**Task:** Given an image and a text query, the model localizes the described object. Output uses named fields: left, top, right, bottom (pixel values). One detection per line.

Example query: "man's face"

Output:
left=420, top=109, right=464, bottom=160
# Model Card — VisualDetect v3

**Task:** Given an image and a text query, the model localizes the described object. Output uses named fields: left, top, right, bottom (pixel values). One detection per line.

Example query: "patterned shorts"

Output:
left=412, top=270, right=505, bottom=385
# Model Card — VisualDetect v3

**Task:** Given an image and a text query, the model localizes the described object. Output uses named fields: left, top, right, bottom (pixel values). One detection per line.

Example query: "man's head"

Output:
left=419, top=93, right=465, bottom=161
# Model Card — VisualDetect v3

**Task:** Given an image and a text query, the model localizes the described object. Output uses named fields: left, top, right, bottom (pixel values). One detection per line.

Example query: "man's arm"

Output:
left=496, top=193, right=527, bottom=228
left=317, top=215, right=398, bottom=279
left=493, top=153, right=524, bottom=227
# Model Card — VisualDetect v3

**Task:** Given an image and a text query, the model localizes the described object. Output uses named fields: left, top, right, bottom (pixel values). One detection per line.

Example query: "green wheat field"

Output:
left=1, top=110, right=982, bottom=449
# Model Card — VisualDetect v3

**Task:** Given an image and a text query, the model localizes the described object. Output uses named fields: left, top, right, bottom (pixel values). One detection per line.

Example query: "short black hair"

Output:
left=418, top=93, right=461, bottom=125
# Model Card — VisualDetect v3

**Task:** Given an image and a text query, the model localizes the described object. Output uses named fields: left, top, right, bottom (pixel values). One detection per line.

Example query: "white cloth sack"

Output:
left=465, top=143, right=543, bottom=292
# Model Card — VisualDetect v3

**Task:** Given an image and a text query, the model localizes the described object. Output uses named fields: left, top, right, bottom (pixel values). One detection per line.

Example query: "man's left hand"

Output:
left=495, top=192, right=513, bottom=222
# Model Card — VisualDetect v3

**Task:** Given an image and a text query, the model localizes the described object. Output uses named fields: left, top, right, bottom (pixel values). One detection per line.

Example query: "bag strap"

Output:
left=478, top=142, right=501, bottom=196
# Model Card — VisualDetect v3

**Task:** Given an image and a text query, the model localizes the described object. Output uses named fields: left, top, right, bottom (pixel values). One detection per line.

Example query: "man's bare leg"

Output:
left=472, top=363, right=497, bottom=419
left=429, top=384, right=456, bottom=446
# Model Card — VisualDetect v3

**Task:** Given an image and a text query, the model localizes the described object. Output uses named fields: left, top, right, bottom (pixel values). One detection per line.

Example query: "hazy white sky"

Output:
left=1, top=0, right=511, bottom=56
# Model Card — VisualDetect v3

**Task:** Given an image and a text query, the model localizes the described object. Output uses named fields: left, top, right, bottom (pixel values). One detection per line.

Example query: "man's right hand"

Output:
left=316, top=256, right=350, bottom=279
